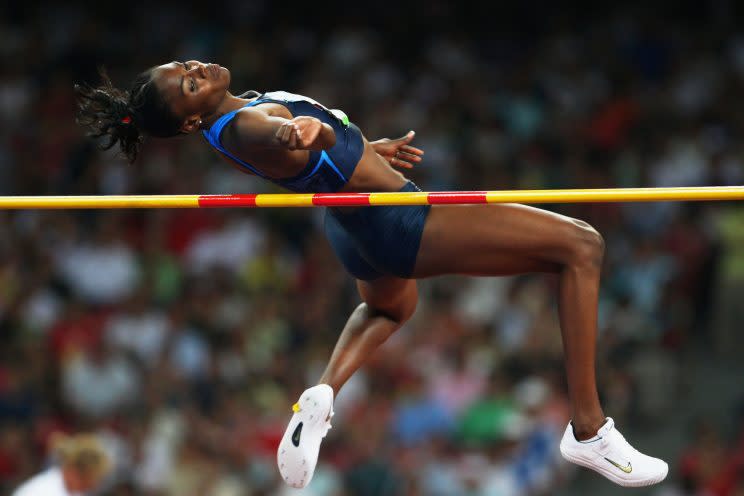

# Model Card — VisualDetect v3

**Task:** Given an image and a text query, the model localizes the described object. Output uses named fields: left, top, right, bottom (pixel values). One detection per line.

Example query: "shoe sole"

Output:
left=560, top=445, right=668, bottom=487
left=277, top=386, right=334, bottom=488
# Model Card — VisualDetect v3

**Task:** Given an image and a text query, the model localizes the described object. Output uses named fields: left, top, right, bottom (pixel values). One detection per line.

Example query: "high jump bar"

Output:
left=1, top=186, right=744, bottom=209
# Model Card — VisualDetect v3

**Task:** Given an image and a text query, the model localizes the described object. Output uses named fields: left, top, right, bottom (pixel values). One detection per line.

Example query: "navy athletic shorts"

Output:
left=324, top=181, right=431, bottom=280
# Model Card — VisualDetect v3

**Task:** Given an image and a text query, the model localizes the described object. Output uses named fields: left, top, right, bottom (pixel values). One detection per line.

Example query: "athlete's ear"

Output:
left=181, top=115, right=203, bottom=134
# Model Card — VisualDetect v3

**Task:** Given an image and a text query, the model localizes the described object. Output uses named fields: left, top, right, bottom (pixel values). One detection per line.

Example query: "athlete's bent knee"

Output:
left=360, top=279, right=418, bottom=324
left=396, top=293, right=418, bottom=323
left=566, top=219, right=605, bottom=269
left=370, top=294, right=417, bottom=325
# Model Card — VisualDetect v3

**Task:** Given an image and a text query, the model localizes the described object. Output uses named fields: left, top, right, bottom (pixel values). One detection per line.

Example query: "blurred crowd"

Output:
left=1, top=2, right=744, bottom=495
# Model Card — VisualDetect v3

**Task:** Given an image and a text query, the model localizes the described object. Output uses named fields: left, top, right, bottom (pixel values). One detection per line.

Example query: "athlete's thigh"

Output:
left=357, top=275, right=418, bottom=321
left=412, top=203, right=590, bottom=277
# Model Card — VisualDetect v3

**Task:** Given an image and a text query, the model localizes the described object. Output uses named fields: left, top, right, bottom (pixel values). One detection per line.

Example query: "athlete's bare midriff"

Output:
left=340, top=140, right=408, bottom=193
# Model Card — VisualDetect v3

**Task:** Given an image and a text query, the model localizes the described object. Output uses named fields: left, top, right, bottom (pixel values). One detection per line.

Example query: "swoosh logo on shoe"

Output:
left=291, top=422, right=303, bottom=447
left=604, top=457, right=632, bottom=473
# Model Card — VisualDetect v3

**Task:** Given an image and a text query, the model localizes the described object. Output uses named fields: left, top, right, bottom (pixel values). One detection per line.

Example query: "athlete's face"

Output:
left=151, top=60, right=231, bottom=133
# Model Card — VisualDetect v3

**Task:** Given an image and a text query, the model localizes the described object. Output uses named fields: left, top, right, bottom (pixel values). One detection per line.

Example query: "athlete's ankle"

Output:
left=317, top=381, right=339, bottom=396
left=572, top=416, right=607, bottom=440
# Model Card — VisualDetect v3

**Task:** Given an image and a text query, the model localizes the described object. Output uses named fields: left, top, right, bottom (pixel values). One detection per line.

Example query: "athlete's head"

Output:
left=75, top=60, right=230, bottom=162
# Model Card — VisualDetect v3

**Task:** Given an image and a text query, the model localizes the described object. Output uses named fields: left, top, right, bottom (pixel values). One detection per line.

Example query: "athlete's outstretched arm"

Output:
left=227, top=107, right=336, bottom=153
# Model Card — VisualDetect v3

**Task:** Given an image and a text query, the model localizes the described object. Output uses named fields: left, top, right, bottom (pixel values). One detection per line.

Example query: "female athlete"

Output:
left=75, top=60, right=668, bottom=488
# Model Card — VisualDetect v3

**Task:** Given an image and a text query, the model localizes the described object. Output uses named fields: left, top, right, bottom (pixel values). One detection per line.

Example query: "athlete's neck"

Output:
left=203, top=92, right=258, bottom=127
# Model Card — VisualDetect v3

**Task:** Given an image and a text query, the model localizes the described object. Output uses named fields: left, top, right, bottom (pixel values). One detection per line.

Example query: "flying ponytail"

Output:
left=75, top=67, right=182, bottom=163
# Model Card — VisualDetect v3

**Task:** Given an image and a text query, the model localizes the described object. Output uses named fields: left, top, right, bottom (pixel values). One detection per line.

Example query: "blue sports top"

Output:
left=202, top=91, right=365, bottom=193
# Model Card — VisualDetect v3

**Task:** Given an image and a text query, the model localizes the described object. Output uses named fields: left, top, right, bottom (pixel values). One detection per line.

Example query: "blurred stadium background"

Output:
left=1, top=1, right=744, bottom=495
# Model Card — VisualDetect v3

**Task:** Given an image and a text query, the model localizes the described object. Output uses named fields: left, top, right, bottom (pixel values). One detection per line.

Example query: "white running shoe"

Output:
left=559, top=417, right=668, bottom=487
left=277, top=384, right=334, bottom=488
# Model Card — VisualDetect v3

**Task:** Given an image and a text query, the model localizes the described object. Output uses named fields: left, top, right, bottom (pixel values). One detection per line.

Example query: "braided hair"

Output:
left=74, top=68, right=182, bottom=163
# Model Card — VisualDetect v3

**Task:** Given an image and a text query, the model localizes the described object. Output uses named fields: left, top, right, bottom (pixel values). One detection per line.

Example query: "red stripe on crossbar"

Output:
left=198, top=195, right=258, bottom=207
left=428, top=192, right=488, bottom=204
left=312, top=193, right=371, bottom=206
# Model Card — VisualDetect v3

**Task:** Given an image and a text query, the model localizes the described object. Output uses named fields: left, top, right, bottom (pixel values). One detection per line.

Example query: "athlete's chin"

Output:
left=220, top=66, right=231, bottom=86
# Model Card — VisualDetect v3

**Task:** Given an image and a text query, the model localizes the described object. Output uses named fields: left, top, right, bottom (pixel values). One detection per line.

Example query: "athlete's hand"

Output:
left=276, top=116, right=324, bottom=150
left=371, top=131, right=424, bottom=169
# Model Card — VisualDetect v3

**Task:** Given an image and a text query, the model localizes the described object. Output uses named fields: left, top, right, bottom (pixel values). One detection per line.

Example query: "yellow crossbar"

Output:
left=0, top=186, right=741, bottom=209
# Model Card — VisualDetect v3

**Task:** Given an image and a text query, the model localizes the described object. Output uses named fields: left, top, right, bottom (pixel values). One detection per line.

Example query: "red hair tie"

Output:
left=121, top=116, right=132, bottom=124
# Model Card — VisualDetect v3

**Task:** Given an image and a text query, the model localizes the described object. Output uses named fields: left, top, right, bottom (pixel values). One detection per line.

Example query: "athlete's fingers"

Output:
left=397, top=151, right=422, bottom=163
left=400, top=145, right=424, bottom=156
left=391, top=156, right=413, bottom=169
left=278, top=124, right=293, bottom=145
left=275, top=125, right=287, bottom=144
left=287, top=126, right=298, bottom=150
left=397, top=130, right=415, bottom=143
left=285, top=124, right=296, bottom=145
